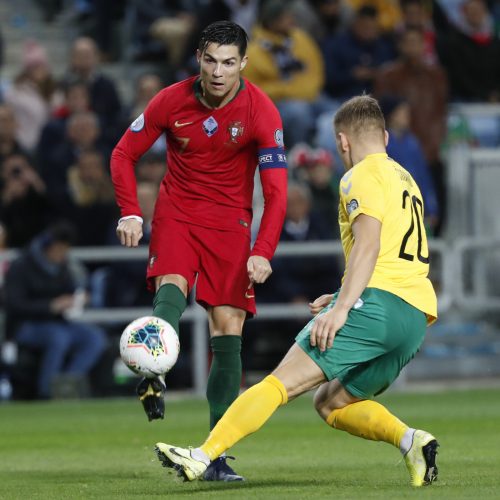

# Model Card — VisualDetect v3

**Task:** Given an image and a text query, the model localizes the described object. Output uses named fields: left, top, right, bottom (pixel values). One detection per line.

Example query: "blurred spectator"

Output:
left=288, top=143, right=339, bottom=231
left=41, top=110, right=108, bottom=209
left=136, top=151, right=166, bottom=186
left=149, top=7, right=197, bottom=71
left=0, top=105, right=29, bottom=166
left=77, top=0, right=126, bottom=61
left=293, top=0, right=353, bottom=43
left=0, top=26, right=3, bottom=80
left=0, top=221, right=7, bottom=299
left=346, top=0, right=402, bottom=31
left=380, top=95, right=440, bottom=235
left=0, top=153, right=55, bottom=248
left=62, top=37, right=122, bottom=143
left=436, top=0, right=500, bottom=101
left=66, top=149, right=118, bottom=246
left=4, top=222, right=106, bottom=399
left=98, top=181, right=158, bottom=307
left=127, top=73, right=163, bottom=121
left=374, top=26, right=448, bottom=234
left=121, top=73, right=166, bottom=153
left=374, top=27, right=448, bottom=166
left=266, top=181, right=340, bottom=304
left=321, top=5, right=396, bottom=99
left=397, top=0, right=437, bottom=64
left=125, top=0, right=193, bottom=64
left=37, top=79, right=91, bottom=168
left=4, top=40, right=57, bottom=153
left=244, top=0, right=325, bottom=147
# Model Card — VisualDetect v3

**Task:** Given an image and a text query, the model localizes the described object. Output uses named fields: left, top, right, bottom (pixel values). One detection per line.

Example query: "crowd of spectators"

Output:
left=1, top=0, right=500, bottom=397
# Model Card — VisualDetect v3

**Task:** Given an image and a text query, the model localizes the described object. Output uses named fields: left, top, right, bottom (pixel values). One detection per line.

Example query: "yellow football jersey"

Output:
left=338, top=153, right=437, bottom=324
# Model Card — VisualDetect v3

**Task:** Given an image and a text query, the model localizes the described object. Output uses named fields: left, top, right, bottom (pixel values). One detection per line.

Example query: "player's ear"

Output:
left=338, top=132, right=349, bottom=153
left=384, top=129, right=389, bottom=147
left=239, top=55, right=248, bottom=71
left=196, top=49, right=202, bottom=65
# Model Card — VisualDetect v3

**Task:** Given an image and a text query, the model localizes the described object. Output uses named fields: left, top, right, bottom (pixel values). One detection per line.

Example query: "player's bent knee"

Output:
left=155, top=274, right=188, bottom=295
left=208, top=305, right=246, bottom=335
left=313, top=389, right=332, bottom=421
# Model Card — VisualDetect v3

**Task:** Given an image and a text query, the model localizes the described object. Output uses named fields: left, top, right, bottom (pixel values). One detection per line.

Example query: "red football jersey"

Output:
left=111, top=76, right=287, bottom=260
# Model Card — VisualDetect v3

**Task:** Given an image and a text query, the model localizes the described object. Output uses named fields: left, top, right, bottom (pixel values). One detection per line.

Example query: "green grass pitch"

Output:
left=1, top=388, right=499, bottom=499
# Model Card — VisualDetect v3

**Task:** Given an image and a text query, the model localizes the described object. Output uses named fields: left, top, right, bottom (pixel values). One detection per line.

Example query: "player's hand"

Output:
left=116, top=218, right=143, bottom=247
left=136, top=376, right=166, bottom=421
left=309, top=294, right=334, bottom=315
left=310, top=305, right=348, bottom=352
left=247, top=255, right=272, bottom=284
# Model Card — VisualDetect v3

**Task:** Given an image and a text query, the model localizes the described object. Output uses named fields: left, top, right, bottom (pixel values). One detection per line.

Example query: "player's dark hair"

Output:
left=334, top=95, right=385, bottom=139
left=198, top=21, right=248, bottom=58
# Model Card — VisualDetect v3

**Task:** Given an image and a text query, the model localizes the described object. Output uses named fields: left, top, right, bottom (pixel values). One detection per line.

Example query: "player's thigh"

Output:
left=339, top=294, right=428, bottom=398
left=272, top=343, right=327, bottom=400
left=147, top=217, right=199, bottom=291
left=295, top=288, right=423, bottom=398
left=193, top=227, right=256, bottom=315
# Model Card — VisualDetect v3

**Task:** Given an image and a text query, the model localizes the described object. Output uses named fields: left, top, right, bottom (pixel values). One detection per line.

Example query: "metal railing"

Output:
left=0, top=239, right=452, bottom=395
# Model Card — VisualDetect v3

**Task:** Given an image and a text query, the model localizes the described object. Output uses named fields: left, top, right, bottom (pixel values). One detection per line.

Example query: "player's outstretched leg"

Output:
left=325, top=400, right=439, bottom=486
left=403, top=429, right=439, bottom=486
left=155, top=374, right=288, bottom=482
left=137, top=283, right=186, bottom=421
left=155, top=443, right=209, bottom=481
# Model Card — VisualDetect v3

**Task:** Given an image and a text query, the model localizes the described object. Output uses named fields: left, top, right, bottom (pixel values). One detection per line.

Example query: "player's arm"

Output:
left=310, top=214, right=381, bottom=352
left=110, top=90, right=167, bottom=247
left=248, top=152, right=287, bottom=284
left=248, top=93, right=288, bottom=285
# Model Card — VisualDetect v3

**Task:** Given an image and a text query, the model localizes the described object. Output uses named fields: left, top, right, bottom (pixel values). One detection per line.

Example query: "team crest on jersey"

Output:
left=130, top=113, right=145, bottom=132
left=149, top=253, right=157, bottom=268
left=203, top=116, right=218, bottom=137
left=228, top=121, right=244, bottom=143
left=346, top=199, right=359, bottom=215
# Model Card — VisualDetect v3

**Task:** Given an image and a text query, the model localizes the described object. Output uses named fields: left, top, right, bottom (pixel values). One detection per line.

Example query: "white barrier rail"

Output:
left=0, top=239, right=451, bottom=395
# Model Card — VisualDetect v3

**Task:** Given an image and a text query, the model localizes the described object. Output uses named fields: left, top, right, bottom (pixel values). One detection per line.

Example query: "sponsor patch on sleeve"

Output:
left=258, top=147, right=287, bottom=170
left=274, top=129, right=284, bottom=147
left=130, top=113, right=145, bottom=132
left=346, top=199, right=359, bottom=215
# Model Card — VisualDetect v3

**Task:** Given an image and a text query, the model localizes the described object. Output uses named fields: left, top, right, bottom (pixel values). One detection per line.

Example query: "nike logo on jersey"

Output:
left=245, top=291, right=255, bottom=299
left=174, top=120, right=193, bottom=128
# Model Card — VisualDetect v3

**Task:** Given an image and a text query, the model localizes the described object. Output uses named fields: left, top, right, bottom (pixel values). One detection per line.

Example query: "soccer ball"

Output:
left=119, top=316, right=180, bottom=378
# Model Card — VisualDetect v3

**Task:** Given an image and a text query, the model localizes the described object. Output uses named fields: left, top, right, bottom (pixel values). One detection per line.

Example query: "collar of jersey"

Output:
left=193, top=77, right=245, bottom=107
left=365, top=153, right=388, bottom=160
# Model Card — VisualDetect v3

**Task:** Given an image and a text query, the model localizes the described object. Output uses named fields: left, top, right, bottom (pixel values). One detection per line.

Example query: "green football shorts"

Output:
left=295, top=288, right=427, bottom=398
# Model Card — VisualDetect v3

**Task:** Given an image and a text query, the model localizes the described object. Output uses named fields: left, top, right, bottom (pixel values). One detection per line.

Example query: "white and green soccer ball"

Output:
left=119, top=316, right=179, bottom=378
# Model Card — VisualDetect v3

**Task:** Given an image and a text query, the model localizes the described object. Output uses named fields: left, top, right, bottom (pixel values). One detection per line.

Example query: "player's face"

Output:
left=197, top=43, right=247, bottom=100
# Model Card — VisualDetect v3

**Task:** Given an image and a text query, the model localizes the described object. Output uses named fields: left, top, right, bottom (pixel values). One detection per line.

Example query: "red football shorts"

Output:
left=147, top=217, right=256, bottom=316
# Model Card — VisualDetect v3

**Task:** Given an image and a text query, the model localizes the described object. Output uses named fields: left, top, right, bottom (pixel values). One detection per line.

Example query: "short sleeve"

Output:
left=339, top=167, right=385, bottom=224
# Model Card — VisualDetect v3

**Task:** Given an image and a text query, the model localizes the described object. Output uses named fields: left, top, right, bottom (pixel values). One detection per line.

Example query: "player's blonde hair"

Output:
left=334, top=95, right=385, bottom=140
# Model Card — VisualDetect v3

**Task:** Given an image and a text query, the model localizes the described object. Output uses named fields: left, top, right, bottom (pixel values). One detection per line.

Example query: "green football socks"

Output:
left=206, top=335, right=242, bottom=429
left=152, top=284, right=187, bottom=335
